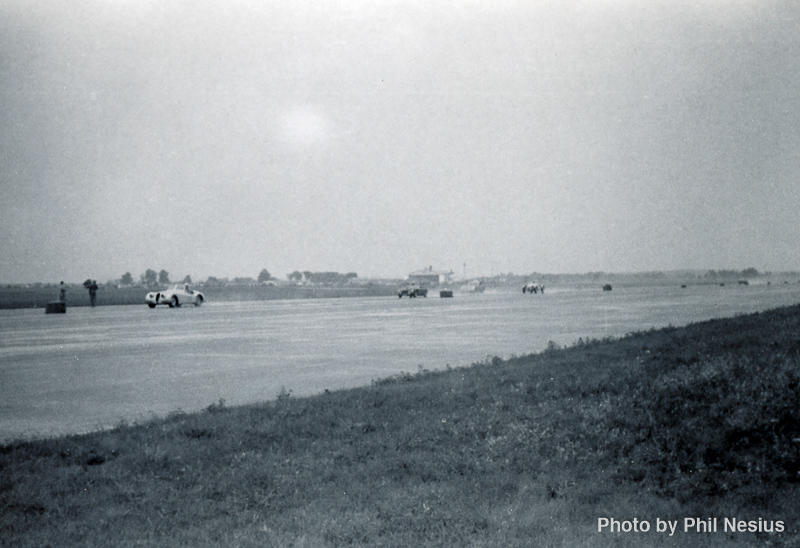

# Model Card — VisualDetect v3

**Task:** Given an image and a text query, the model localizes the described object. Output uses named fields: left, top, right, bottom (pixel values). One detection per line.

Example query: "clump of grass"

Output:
left=205, top=398, right=226, bottom=413
left=371, top=364, right=436, bottom=386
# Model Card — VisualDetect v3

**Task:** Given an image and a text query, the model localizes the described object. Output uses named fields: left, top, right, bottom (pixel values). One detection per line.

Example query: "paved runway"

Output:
left=1, top=284, right=797, bottom=440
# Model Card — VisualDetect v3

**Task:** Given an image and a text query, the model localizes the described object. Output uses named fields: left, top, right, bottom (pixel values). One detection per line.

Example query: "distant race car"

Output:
left=398, top=284, right=428, bottom=298
left=146, top=285, right=204, bottom=308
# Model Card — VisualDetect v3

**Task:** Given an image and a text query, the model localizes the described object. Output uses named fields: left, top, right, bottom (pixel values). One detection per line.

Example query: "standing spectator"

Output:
left=58, top=281, right=67, bottom=302
left=88, top=280, right=98, bottom=306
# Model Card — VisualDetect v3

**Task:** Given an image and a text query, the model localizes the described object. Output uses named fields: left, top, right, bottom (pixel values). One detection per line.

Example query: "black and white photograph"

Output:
left=2, top=0, right=799, bottom=545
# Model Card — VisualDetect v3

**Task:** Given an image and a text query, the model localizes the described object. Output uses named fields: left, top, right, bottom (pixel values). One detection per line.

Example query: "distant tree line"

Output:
left=704, top=268, right=761, bottom=280
left=116, top=268, right=283, bottom=288
left=115, top=267, right=763, bottom=289
left=287, top=271, right=358, bottom=284
left=117, top=270, right=191, bottom=288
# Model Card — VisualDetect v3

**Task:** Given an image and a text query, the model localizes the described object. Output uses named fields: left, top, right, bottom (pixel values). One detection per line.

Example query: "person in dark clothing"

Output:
left=58, top=281, right=66, bottom=302
left=88, top=280, right=98, bottom=306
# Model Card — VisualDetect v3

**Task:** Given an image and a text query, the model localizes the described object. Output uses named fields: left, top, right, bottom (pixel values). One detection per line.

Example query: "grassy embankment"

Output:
left=0, top=284, right=397, bottom=309
left=2, top=305, right=800, bottom=546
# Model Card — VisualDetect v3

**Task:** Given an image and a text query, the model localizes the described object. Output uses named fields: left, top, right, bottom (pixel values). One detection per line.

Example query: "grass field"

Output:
left=0, top=283, right=398, bottom=309
left=2, top=305, right=800, bottom=546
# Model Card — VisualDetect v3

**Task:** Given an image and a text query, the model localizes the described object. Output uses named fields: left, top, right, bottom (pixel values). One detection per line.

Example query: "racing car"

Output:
left=146, top=284, right=204, bottom=308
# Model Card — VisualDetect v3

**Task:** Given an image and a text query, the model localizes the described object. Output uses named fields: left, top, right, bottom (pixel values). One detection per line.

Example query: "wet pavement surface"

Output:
left=1, top=284, right=797, bottom=440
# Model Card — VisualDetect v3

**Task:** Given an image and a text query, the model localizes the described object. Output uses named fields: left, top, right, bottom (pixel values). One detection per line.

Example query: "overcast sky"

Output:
left=1, top=0, right=798, bottom=283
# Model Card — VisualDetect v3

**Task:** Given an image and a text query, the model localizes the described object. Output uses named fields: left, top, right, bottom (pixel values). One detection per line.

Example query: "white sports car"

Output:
left=146, top=285, right=204, bottom=308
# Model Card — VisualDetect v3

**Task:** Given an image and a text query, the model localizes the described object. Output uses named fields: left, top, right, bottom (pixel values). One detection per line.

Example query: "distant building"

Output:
left=407, top=266, right=453, bottom=285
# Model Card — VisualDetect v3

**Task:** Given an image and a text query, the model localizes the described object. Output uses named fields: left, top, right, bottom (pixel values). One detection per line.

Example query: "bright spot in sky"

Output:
left=280, top=106, right=332, bottom=148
